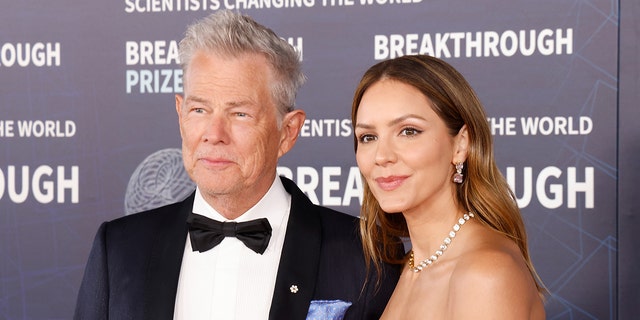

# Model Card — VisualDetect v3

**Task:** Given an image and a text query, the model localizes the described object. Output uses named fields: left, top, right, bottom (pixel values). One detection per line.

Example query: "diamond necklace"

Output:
left=408, top=212, right=475, bottom=273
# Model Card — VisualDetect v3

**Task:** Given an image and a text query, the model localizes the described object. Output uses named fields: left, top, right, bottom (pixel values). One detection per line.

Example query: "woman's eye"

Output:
left=358, top=134, right=377, bottom=143
left=401, top=127, right=421, bottom=136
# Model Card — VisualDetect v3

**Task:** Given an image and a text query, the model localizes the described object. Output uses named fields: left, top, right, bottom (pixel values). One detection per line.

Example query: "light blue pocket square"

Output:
left=306, top=299, right=353, bottom=320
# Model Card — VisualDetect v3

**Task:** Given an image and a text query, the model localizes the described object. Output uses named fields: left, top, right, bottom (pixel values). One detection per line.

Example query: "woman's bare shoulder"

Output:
left=447, top=228, right=545, bottom=319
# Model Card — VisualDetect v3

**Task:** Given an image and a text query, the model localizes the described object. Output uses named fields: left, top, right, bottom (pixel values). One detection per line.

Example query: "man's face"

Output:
left=176, top=50, right=293, bottom=216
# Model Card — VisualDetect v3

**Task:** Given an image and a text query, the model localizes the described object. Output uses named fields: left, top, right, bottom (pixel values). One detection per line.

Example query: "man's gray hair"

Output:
left=178, top=10, right=306, bottom=117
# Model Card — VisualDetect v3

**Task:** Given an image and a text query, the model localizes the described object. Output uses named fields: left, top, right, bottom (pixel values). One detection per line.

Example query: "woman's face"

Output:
left=355, top=79, right=464, bottom=215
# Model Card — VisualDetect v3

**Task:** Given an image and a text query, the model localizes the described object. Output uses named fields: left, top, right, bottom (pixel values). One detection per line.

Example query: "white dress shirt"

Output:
left=173, top=177, right=291, bottom=320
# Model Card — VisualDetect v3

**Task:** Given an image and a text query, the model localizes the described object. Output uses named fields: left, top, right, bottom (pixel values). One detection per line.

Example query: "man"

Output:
left=74, top=10, right=400, bottom=320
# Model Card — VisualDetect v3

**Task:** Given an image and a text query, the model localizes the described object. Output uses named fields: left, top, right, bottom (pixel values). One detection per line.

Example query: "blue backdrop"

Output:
left=1, top=0, right=638, bottom=318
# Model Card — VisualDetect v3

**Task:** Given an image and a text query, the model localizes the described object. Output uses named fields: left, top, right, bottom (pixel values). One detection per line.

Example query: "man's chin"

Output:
left=197, top=184, right=241, bottom=197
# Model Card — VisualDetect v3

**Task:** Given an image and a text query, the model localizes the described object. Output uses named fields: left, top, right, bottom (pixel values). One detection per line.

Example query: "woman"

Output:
left=352, top=54, right=546, bottom=319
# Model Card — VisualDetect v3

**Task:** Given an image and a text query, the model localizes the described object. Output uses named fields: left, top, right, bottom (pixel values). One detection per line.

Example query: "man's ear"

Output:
left=278, top=109, right=306, bottom=158
left=452, top=124, right=469, bottom=164
left=175, top=94, right=184, bottom=115
left=175, top=94, right=185, bottom=137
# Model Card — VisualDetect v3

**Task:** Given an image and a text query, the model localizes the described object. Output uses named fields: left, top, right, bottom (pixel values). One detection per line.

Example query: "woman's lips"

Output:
left=374, top=175, right=408, bottom=191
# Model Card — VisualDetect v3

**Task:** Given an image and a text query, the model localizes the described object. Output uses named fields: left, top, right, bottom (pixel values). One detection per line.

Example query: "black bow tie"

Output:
left=186, top=213, right=272, bottom=254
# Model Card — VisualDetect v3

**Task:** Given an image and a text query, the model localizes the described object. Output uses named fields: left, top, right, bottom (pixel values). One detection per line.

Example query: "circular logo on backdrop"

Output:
left=124, top=148, right=195, bottom=215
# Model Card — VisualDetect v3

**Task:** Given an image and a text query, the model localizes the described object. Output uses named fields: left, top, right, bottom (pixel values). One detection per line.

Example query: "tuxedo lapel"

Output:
left=269, top=177, right=322, bottom=320
left=142, top=194, right=193, bottom=319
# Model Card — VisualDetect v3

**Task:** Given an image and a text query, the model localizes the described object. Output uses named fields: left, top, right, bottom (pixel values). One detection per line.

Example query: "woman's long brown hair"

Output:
left=351, top=54, right=546, bottom=295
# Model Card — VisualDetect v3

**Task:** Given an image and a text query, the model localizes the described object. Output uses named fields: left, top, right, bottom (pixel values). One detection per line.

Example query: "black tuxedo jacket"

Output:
left=74, top=177, right=401, bottom=319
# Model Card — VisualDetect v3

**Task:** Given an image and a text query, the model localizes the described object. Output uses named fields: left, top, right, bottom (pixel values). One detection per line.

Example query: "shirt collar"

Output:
left=192, top=175, right=290, bottom=227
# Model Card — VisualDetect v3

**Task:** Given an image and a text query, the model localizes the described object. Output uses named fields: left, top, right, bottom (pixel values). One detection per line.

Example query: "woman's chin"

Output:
left=379, top=202, right=407, bottom=215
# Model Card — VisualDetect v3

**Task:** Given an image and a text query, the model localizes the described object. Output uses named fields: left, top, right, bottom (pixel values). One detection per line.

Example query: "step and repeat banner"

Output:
left=1, top=1, right=621, bottom=318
